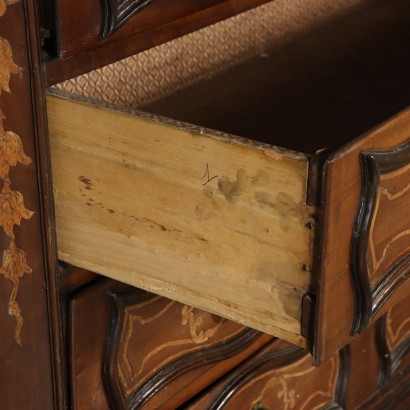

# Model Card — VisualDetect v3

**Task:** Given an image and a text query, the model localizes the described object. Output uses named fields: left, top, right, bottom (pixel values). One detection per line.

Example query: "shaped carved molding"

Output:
left=100, top=0, right=156, bottom=39
left=103, top=286, right=263, bottom=409
left=376, top=303, right=410, bottom=386
left=351, top=140, right=410, bottom=334
left=205, top=344, right=350, bottom=410
left=0, top=0, right=34, bottom=346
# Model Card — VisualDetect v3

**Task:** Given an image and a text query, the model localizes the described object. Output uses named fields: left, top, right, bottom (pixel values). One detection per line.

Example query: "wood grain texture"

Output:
left=0, top=0, right=63, bottom=408
left=315, top=108, right=410, bottom=364
left=358, top=372, right=410, bottom=410
left=187, top=301, right=410, bottom=410
left=44, top=0, right=271, bottom=84
left=345, top=322, right=382, bottom=409
left=70, top=277, right=271, bottom=409
left=47, top=91, right=314, bottom=347
left=0, top=31, right=33, bottom=345
left=376, top=302, right=410, bottom=386
left=187, top=339, right=350, bottom=410
left=352, top=302, right=410, bottom=409
left=351, top=141, right=410, bottom=334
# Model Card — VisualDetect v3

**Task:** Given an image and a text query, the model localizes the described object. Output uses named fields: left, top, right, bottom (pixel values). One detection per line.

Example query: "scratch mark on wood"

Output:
left=202, top=163, right=218, bottom=186
left=264, top=151, right=283, bottom=161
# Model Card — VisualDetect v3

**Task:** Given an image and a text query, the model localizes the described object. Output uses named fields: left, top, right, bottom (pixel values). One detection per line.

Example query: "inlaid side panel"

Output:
left=0, top=0, right=62, bottom=408
left=352, top=141, right=410, bottom=334
left=188, top=340, right=350, bottom=410
left=0, top=25, right=33, bottom=346
left=70, top=276, right=271, bottom=409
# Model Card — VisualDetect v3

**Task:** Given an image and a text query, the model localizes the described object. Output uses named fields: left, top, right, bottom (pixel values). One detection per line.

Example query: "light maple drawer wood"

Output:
left=47, top=0, right=410, bottom=363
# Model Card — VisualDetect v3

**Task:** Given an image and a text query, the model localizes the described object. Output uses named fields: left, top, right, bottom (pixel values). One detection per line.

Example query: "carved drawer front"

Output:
left=43, top=0, right=271, bottom=79
left=346, top=301, right=410, bottom=409
left=375, top=301, right=410, bottom=387
left=187, top=301, right=410, bottom=410
left=47, top=0, right=410, bottom=363
left=69, top=277, right=272, bottom=409
left=187, top=338, right=351, bottom=410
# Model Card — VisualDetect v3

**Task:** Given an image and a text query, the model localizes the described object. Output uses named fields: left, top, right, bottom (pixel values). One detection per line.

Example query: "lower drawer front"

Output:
left=187, top=302, right=410, bottom=410
left=70, top=276, right=272, bottom=409
left=70, top=275, right=410, bottom=409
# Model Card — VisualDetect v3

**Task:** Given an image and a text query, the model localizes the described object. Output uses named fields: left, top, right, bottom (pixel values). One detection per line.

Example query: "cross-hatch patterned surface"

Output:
left=56, top=0, right=364, bottom=108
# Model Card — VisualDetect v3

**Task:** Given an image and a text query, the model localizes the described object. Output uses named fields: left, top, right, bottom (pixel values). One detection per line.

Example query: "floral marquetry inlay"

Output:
left=351, top=141, right=410, bottom=334
left=0, top=0, right=20, bottom=17
left=0, top=130, right=32, bottom=178
left=103, top=287, right=262, bottom=409
left=118, top=298, right=227, bottom=394
left=249, top=355, right=339, bottom=410
left=0, top=183, right=34, bottom=238
left=0, top=0, right=34, bottom=346
left=0, top=37, right=23, bottom=93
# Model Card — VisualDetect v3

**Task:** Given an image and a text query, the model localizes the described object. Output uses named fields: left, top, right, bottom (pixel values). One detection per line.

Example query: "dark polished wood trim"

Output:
left=26, top=1, right=66, bottom=406
left=351, top=141, right=410, bottom=334
left=358, top=368, right=410, bottom=410
left=44, top=0, right=270, bottom=85
left=130, top=329, right=262, bottom=409
left=103, top=286, right=151, bottom=409
left=100, top=0, right=156, bottom=39
left=376, top=313, right=410, bottom=386
left=332, top=345, right=351, bottom=410
left=103, top=285, right=263, bottom=410
left=207, top=346, right=350, bottom=410
left=208, top=346, right=305, bottom=410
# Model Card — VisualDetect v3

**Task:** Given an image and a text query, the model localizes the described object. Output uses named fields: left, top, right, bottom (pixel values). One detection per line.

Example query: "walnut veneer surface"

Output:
left=47, top=0, right=410, bottom=365
left=0, top=0, right=408, bottom=409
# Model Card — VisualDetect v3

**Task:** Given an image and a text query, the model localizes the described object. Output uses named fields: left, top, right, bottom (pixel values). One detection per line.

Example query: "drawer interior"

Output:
left=47, top=0, right=410, bottom=349
left=141, top=0, right=410, bottom=155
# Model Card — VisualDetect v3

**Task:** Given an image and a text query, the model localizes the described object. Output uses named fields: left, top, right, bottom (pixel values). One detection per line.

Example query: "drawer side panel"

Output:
left=47, top=93, right=313, bottom=346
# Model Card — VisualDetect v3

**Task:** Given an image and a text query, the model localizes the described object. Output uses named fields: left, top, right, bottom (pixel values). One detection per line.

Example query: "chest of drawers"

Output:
left=0, top=0, right=408, bottom=408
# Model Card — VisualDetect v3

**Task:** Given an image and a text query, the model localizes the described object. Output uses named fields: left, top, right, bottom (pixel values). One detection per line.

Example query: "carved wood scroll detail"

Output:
left=100, top=0, right=157, bottom=39
left=0, top=0, right=34, bottom=346
left=207, top=345, right=350, bottom=410
left=351, top=140, right=410, bottom=334
left=376, top=304, right=410, bottom=386
left=103, top=286, right=262, bottom=409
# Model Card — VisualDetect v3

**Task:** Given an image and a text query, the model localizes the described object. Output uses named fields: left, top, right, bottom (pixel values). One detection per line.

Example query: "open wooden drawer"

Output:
left=46, top=0, right=410, bottom=363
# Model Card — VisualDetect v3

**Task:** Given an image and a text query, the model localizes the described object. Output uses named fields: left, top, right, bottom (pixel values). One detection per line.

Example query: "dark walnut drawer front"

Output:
left=187, top=301, right=410, bottom=410
left=43, top=0, right=271, bottom=83
left=47, top=0, right=410, bottom=363
left=69, top=277, right=272, bottom=409
left=70, top=275, right=410, bottom=409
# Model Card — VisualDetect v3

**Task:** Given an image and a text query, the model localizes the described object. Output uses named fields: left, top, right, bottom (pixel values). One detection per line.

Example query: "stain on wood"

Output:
left=47, top=92, right=314, bottom=347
